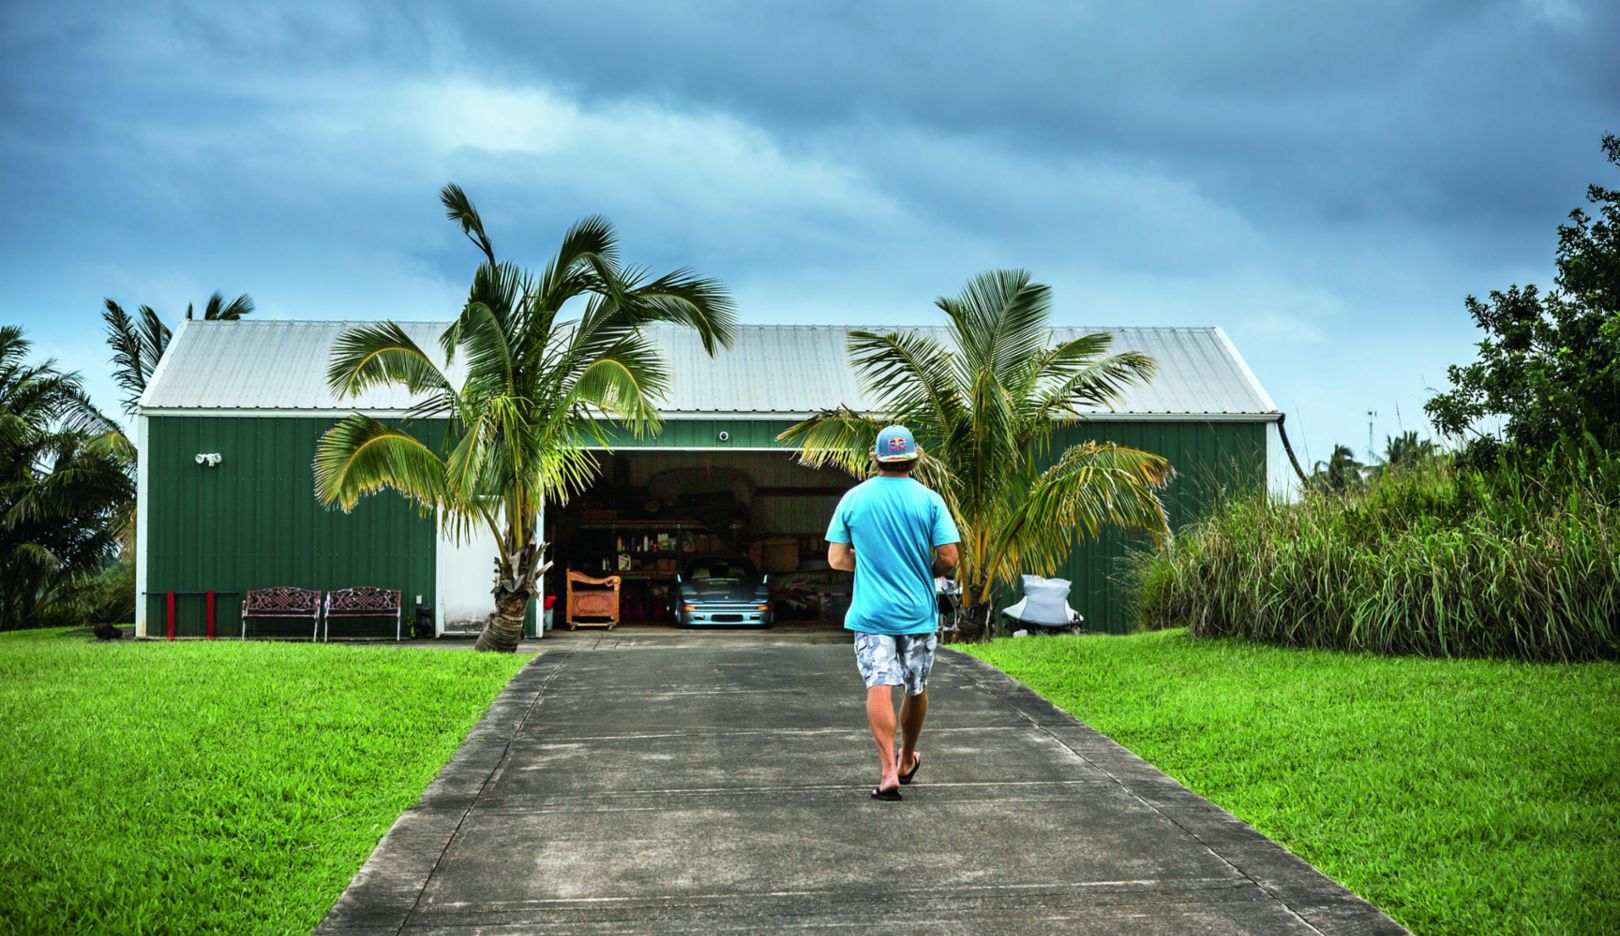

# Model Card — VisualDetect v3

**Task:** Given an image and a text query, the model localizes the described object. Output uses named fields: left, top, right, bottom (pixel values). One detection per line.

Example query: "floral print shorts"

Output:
left=853, top=632, right=937, bottom=696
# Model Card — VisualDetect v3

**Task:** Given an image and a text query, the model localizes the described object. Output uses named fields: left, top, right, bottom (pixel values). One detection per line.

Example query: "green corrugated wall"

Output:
left=143, top=417, right=438, bottom=637
left=144, top=415, right=1263, bottom=638
left=595, top=419, right=791, bottom=449
left=1033, top=421, right=1266, bottom=633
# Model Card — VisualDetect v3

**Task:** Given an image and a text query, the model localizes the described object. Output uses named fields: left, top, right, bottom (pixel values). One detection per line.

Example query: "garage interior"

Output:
left=544, top=450, right=857, bottom=629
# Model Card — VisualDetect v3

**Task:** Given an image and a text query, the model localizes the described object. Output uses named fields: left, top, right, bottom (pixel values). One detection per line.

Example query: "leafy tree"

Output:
left=314, top=185, right=736, bottom=652
left=0, top=327, right=132, bottom=630
left=1426, top=133, right=1620, bottom=455
left=781, top=270, right=1172, bottom=641
left=1309, top=444, right=1364, bottom=494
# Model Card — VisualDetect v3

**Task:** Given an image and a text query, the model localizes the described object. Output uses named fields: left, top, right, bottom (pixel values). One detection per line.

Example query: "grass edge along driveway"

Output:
left=0, top=629, right=531, bottom=935
left=962, top=629, right=1620, bottom=936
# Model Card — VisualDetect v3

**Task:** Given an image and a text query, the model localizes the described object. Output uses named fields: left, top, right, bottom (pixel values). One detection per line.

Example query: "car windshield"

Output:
left=688, top=560, right=754, bottom=581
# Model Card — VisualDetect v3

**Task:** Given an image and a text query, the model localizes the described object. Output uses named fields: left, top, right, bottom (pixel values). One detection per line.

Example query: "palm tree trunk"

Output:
left=475, top=586, right=530, bottom=652
left=474, top=532, right=549, bottom=653
left=957, top=578, right=995, bottom=641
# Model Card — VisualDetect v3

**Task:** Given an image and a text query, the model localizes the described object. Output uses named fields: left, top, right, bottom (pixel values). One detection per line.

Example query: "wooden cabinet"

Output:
left=565, top=571, right=621, bottom=629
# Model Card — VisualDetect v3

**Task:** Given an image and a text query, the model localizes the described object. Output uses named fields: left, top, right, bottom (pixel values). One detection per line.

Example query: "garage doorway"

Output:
left=544, top=450, right=855, bottom=632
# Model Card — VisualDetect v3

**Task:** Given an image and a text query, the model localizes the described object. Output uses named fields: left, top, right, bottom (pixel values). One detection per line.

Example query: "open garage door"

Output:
left=545, top=450, right=855, bottom=630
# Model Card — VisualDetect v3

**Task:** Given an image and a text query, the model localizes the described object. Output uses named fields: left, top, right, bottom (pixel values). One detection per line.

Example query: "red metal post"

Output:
left=166, top=591, right=175, bottom=641
left=206, top=592, right=216, bottom=640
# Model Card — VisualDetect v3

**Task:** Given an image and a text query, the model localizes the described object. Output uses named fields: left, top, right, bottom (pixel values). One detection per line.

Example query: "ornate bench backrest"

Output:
left=325, top=586, right=402, bottom=616
left=242, top=586, right=322, bottom=617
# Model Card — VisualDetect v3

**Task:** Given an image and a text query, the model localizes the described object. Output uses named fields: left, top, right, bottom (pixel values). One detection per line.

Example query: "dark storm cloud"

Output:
left=0, top=0, right=1616, bottom=461
left=440, top=0, right=1618, bottom=243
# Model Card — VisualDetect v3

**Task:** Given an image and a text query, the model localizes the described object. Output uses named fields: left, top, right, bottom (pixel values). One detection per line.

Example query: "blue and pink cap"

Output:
left=872, top=425, right=920, bottom=463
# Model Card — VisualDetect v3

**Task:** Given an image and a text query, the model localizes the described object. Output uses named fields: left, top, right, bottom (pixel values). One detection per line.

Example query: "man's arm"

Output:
left=932, top=542, right=958, bottom=578
left=828, top=541, right=856, bottom=572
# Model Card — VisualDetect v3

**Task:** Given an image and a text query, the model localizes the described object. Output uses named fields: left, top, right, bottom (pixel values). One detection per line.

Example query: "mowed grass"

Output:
left=0, top=629, right=531, bottom=935
left=962, top=629, right=1620, bottom=936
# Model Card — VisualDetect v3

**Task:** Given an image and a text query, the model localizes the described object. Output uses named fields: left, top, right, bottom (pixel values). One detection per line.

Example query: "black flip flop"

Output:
left=870, top=785, right=902, bottom=801
left=897, top=751, right=922, bottom=785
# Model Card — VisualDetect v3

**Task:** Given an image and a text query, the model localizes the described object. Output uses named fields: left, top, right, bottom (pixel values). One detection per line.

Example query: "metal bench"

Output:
left=241, top=587, right=323, bottom=640
left=323, top=586, right=403, bottom=641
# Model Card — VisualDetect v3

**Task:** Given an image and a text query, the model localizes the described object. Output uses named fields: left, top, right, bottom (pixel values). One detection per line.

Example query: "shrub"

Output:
left=1129, top=439, right=1620, bottom=661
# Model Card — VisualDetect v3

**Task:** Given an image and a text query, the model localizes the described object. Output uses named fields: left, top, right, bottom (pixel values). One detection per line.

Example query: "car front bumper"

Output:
left=680, top=604, right=773, bottom=627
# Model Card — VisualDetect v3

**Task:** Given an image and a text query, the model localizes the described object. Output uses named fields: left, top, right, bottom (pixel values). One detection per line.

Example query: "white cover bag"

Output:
left=1002, top=575, right=1079, bottom=627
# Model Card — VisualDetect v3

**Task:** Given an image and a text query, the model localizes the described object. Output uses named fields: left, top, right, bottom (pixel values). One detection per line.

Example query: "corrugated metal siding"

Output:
left=141, top=321, right=1277, bottom=419
left=597, top=419, right=796, bottom=449
left=1023, top=421, right=1267, bottom=634
left=144, top=416, right=438, bottom=637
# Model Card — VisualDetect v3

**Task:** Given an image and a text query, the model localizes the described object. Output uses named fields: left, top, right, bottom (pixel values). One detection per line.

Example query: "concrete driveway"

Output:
left=317, top=638, right=1406, bottom=934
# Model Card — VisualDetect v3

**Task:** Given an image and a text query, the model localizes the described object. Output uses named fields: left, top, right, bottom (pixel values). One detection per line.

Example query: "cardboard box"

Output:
left=760, top=537, right=799, bottom=573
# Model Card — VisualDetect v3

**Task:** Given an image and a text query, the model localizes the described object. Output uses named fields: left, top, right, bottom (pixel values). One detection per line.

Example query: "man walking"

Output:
left=826, top=425, right=959, bottom=800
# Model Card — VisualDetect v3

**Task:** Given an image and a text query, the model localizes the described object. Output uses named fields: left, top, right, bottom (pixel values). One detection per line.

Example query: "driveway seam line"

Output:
left=392, top=650, right=574, bottom=934
left=945, top=649, right=1341, bottom=935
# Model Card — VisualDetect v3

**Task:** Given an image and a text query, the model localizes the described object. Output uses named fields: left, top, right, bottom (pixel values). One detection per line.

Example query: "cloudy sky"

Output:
left=3, top=0, right=1616, bottom=464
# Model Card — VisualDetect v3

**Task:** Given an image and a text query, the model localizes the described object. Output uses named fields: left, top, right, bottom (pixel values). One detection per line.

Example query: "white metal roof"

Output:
left=139, top=319, right=1277, bottom=420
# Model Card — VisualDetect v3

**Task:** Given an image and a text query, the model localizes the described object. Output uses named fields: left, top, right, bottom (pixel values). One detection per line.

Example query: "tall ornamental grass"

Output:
left=1130, top=441, right=1620, bottom=661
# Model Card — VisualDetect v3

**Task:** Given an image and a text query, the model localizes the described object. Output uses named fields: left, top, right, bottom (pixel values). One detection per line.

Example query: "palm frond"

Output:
left=453, top=301, right=516, bottom=404
left=620, top=267, right=738, bottom=354
left=847, top=329, right=961, bottom=432
left=84, top=429, right=137, bottom=466
left=56, top=386, right=122, bottom=438
left=201, top=291, right=254, bottom=320
left=101, top=300, right=171, bottom=416
left=10, top=542, right=61, bottom=574
left=778, top=408, right=887, bottom=479
left=313, top=414, right=447, bottom=512
left=327, top=322, right=458, bottom=403
left=569, top=331, right=670, bottom=434
left=441, top=182, right=496, bottom=267
left=1019, top=341, right=1157, bottom=431
left=989, top=441, right=1173, bottom=585
left=937, top=270, right=1051, bottom=383
left=528, top=215, right=620, bottom=320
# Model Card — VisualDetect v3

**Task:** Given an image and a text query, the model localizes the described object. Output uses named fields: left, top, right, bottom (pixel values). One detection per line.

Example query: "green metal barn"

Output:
left=134, top=320, right=1280, bottom=639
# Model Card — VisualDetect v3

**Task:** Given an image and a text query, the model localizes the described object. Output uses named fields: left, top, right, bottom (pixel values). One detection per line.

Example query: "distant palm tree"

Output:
left=780, top=270, right=1173, bottom=641
left=1310, top=444, right=1365, bottom=493
left=0, top=326, right=132, bottom=631
left=314, top=184, right=736, bottom=652
left=102, top=291, right=254, bottom=417
left=1382, top=430, right=1438, bottom=468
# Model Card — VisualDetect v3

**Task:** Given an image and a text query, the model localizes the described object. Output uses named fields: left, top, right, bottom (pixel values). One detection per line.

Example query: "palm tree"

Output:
left=97, top=291, right=255, bottom=560
left=1309, top=444, right=1364, bottom=493
left=1382, top=430, right=1437, bottom=468
left=314, top=184, right=736, bottom=652
left=102, top=291, right=254, bottom=417
left=780, top=270, right=1173, bottom=641
left=0, top=326, right=132, bottom=631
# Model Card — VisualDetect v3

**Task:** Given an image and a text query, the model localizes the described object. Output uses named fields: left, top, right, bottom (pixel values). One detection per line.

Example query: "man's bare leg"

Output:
left=898, top=688, right=928, bottom=775
left=866, top=685, right=901, bottom=791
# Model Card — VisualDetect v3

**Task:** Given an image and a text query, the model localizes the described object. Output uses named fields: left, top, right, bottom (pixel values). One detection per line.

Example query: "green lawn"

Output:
left=0, top=629, right=531, bottom=935
left=962, top=629, right=1620, bottom=936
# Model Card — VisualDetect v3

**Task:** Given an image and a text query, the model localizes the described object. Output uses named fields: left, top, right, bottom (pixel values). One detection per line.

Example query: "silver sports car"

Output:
left=676, top=555, right=773, bottom=627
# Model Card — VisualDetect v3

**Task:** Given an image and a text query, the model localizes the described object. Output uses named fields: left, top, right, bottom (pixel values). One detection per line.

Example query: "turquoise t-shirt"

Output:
left=825, top=476, right=961, bottom=635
